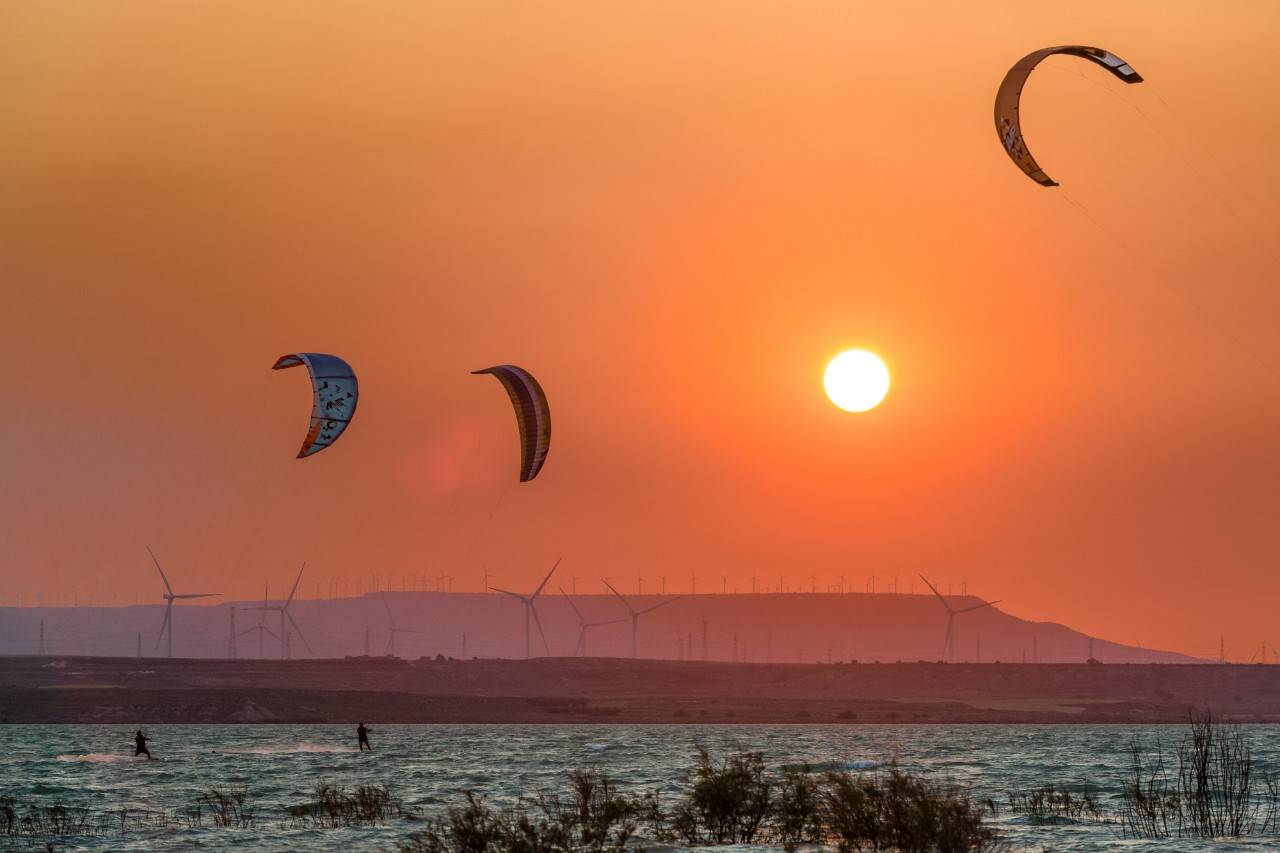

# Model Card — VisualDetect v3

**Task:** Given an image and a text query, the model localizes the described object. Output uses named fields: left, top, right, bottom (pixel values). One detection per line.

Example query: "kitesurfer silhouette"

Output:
left=356, top=722, right=372, bottom=751
left=134, top=730, right=152, bottom=759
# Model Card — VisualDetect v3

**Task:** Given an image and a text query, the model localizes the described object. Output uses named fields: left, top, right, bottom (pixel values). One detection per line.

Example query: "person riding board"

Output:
left=356, top=723, right=372, bottom=751
left=134, top=730, right=152, bottom=759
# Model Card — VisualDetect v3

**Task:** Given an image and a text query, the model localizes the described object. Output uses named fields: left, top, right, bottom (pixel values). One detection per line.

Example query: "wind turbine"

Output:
left=383, top=596, right=425, bottom=656
left=248, top=564, right=312, bottom=659
left=918, top=574, right=1000, bottom=663
left=603, top=579, right=680, bottom=658
left=560, top=587, right=626, bottom=656
left=491, top=559, right=559, bottom=659
left=237, top=582, right=280, bottom=658
left=148, top=546, right=220, bottom=658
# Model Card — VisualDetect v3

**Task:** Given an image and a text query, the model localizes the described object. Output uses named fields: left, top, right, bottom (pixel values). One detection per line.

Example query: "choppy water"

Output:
left=2, top=724, right=1279, bottom=851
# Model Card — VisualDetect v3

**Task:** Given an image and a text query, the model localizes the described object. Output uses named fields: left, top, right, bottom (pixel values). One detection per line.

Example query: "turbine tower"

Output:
left=918, top=574, right=1000, bottom=663
left=237, top=582, right=281, bottom=658
left=248, top=564, right=312, bottom=659
left=560, top=587, right=626, bottom=657
left=603, top=579, right=680, bottom=659
left=383, top=596, right=425, bottom=657
left=148, top=546, right=220, bottom=658
left=490, top=559, right=559, bottom=659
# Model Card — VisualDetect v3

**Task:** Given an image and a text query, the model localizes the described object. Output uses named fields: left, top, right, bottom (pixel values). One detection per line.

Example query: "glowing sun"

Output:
left=823, top=349, right=890, bottom=412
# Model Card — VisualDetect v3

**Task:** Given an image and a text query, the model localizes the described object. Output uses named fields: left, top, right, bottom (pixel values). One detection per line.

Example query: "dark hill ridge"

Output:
left=1, top=656, right=1274, bottom=724
left=0, top=591, right=1200, bottom=664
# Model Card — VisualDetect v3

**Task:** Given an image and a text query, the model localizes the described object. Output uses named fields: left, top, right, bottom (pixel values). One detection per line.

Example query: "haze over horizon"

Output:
left=2, top=2, right=1279, bottom=663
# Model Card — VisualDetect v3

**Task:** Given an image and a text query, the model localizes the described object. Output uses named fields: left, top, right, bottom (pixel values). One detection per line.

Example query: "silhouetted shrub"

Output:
left=1177, top=711, right=1254, bottom=837
left=290, top=783, right=400, bottom=827
left=824, top=764, right=1000, bottom=853
left=771, top=766, right=823, bottom=851
left=0, top=797, right=14, bottom=835
left=180, top=801, right=204, bottom=828
left=545, top=769, right=663, bottom=850
left=1118, top=735, right=1177, bottom=839
left=1119, top=711, right=1263, bottom=839
left=2, top=800, right=106, bottom=841
left=1261, top=772, right=1280, bottom=834
left=670, top=747, right=772, bottom=844
left=1007, top=783, right=1100, bottom=824
left=395, top=792, right=510, bottom=853
left=195, top=786, right=255, bottom=828
left=397, top=770, right=659, bottom=853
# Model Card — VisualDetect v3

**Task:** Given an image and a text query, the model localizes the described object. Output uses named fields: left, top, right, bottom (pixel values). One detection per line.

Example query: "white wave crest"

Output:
left=215, top=743, right=349, bottom=755
left=56, top=753, right=147, bottom=763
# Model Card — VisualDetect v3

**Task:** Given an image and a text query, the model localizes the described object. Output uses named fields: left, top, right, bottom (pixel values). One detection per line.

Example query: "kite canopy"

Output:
left=995, top=46, right=1143, bottom=187
left=472, top=365, right=551, bottom=482
left=272, top=353, right=359, bottom=458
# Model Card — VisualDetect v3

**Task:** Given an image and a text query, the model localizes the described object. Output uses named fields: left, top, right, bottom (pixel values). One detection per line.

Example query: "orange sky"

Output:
left=2, top=1, right=1278, bottom=660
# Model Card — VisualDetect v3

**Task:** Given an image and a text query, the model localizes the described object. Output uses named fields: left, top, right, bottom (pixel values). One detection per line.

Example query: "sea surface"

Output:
left=2, top=724, right=1279, bottom=851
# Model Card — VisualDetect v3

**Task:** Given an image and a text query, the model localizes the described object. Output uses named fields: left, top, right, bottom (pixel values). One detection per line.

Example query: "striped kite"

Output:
left=472, top=365, right=551, bottom=482
left=272, top=353, right=359, bottom=458
left=995, top=46, right=1143, bottom=187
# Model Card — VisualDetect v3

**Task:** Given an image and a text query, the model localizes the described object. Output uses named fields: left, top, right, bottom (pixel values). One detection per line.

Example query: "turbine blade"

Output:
left=155, top=602, right=172, bottom=649
left=174, top=593, right=220, bottom=599
left=602, top=579, right=635, bottom=615
left=147, top=546, right=174, bottom=596
left=383, top=596, right=395, bottom=627
left=559, top=587, right=586, bottom=624
left=286, top=611, right=312, bottom=654
left=637, top=596, right=681, bottom=616
left=491, top=587, right=526, bottom=602
left=285, top=563, right=305, bottom=609
left=530, top=558, right=561, bottom=600
left=918, top=574, right=952, bottom=613
left=530, top=603, right=550, bottom=656
left=956, top=599, right=1000, bottom=614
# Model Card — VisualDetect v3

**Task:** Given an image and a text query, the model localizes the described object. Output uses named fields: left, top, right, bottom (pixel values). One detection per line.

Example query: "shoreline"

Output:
left=4, top=655, right=1279, bottom=725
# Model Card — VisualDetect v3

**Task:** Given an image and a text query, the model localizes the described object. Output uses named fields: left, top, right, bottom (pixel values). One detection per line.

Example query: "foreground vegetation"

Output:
left=395, top=752, right=998, bottom=853
left=0, top=783, right=398, bottom=846
left=1114, top=711, right=1280, bottom=839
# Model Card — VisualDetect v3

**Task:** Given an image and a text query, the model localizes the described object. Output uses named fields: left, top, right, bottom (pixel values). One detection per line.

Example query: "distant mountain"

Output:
left=0, top=591, right=1200, bottom=663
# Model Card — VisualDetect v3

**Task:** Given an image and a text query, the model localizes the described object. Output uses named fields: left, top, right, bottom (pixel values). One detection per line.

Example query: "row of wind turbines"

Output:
left=494, top=565, right=995, bottom=662
left=490, top=559, right=681, bottom=659
left=149, top=546, right=309, bottom=659
left=146, top=547, right=998, bottom=662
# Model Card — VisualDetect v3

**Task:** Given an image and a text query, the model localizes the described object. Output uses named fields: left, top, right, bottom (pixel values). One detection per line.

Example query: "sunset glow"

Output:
left=1, top=2, right=1277, bottom=661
